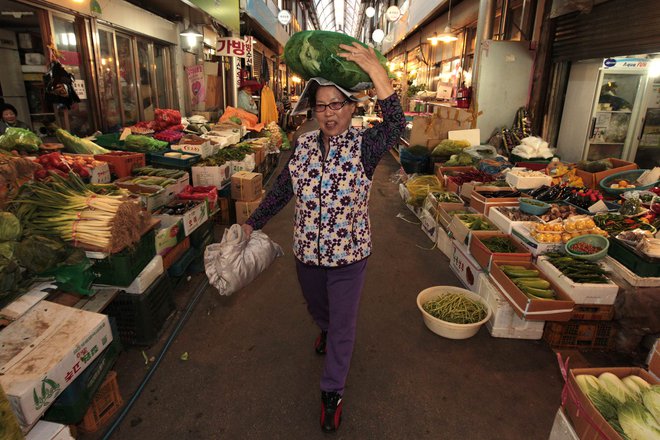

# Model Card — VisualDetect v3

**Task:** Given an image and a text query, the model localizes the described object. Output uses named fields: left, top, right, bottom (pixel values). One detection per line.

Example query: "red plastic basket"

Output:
left=95, top=152, right=146, bottom=178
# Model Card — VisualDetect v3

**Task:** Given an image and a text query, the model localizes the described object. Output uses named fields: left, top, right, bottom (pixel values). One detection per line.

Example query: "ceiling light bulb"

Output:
left=372, top=29, right=385, bottom=43
left=365, top=6, right=375, bottom=18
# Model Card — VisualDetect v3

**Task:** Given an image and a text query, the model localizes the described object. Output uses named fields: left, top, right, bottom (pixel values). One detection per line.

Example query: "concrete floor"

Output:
left=88, top=153, right=633, bottom=440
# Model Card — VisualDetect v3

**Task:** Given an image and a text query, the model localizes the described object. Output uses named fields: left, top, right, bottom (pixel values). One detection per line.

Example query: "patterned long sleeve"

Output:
left=361, top=93, right=406, bottom=179
left=244, top=156, right=294, bottom=230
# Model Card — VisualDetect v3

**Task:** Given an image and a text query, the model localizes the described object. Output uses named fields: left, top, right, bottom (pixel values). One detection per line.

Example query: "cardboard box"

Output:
left=154, top=200, right=209, bottom=237
left=447, top=214, right=496, bottom=247
left=437, top=204, right=474, bottom=230
left=469, top=231, right=532, bottom=271
left=449, top=239, right=483, bottom=291
left=648, top=338, right=659, bottom=380
left=511, top=222, right=563, bottom=257
left=192, top=165, right=231, bottom=188
left=216, top=197, right=231, bottom=224
left=574, top=158, right=637, bottom=189
left=115, top=173, right=189, bottom=212
left=489, top=260, right=575, bottom=321
left=26, top=420, right=74, bottom=439
left=251, top=145, right=266, bottom=166
left=437, top=226, right=453, bottom=258
left=153, top=216, right=185, bottom=255
left=536, top=256, right=619, bottom=305
left=172, top=135, right=215, bottom=158
left=231, top=171, right=262, bottom=201
left=469, top=190, right=521, bottom=215
left=564, top=367, right=658, bottom=440
left=235, top=193, right=263, bottom=224
left=409, top=107, right=474, bottom=147
left=0, top=302, right=113, bottom=429
left=476, top=273, right=545, bottom=339
left=419, top=208, right=439, bottom=244
left=230, top=153, right=256, bottom=173
left=434, top=165, right=477, bottom=193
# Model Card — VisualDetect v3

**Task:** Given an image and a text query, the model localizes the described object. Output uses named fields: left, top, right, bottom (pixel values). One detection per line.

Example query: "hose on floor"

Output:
left=101, top=277, right=209, bottom=440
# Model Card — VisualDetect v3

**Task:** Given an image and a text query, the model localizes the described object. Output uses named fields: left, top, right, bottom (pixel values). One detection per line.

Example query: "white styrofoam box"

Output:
left=476, top=273, right=545, bottom=340
left=548, top=408, right=579, bottom=440
left=488, top=206, right=539, bottom=235
left=536, top=256, right=619, bottom=304
left=511, top=222, right=562, bottom=257
left=215, top=130, right=241, bottom=144
left=192, top=165, right=231, bottom=188
left=26, top=420, right=75, bottom=440
left=95, top=255, right=164, bottom=294
left=437, top=226, right=453, bottom=258
left=505, top=169, right=552, bottom=190
left=0, top=302, right=113, bottom=429
left=419, top=208, right=439, bottom=244
left=604, top=255, right=660, bottom=287
left=171, top=139, right=215, bottom=158
left=450, top=240, right=483, bottom=292
left=0, top=281, right=56, bottom=321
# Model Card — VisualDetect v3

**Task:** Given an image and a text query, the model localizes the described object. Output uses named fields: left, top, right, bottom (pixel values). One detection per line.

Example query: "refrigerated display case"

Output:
left=557, top=57, right=655, bottom=163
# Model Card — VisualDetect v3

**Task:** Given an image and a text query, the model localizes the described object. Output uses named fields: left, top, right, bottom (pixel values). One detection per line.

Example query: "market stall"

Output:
left=0, top=107, right=288, bottom=436
left=397, top=105, right=660, bottom=439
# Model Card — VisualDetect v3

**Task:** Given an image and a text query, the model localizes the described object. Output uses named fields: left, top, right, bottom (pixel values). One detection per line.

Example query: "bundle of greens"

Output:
left=0, top=127, right=42, bottom=153
left=198, top=143, right=255, bottom=166
left=543, top=252, right=611, bottom=283
left=284, top=30, right=389, bottom=90
left=432, top=139, right=471, bottom=157
left=124, top=135, right=169, bottom=153
left=10, top=172, right=145, bottom=251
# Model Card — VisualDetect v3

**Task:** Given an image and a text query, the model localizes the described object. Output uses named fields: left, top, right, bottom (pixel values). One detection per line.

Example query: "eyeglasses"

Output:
left=312, top=99, right=349, bottom=113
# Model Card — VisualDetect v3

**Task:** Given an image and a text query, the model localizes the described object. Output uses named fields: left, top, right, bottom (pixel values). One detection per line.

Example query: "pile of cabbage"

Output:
left=575, top=372, right=660, bottom=439
left=283, top=30, right=389, bottom=90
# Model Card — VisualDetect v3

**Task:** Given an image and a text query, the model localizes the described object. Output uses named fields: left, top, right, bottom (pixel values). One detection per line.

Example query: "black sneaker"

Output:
left=314, top=330, right=328, bottom=355
left=320, top=391, right=343, bottom=433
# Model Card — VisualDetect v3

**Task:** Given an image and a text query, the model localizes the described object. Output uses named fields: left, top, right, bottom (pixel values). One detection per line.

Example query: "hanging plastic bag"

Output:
left=204, top=224, right=283, bottom=296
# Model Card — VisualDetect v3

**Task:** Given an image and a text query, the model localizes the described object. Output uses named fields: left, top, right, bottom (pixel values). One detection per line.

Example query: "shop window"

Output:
left=52, top=15, right=94, bottom=135
left=97, top=29, right=121, bottom=131
left=116, top=34, right=139, bottom=125
left=154, top=45, right=170, bottom=109
left=136, top=40, right=154, bottom=120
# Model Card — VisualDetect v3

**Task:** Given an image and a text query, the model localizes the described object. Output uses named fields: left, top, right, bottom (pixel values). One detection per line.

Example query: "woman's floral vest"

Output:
left=289, top=128, right=371, bottom=267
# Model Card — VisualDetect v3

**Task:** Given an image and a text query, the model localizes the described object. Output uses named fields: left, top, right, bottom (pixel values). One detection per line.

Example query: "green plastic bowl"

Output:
left=518, top=198, right=551, bottom=215
left=599, top=169, right=659, bottom=196
left=565, top=234, right=609, bottom=261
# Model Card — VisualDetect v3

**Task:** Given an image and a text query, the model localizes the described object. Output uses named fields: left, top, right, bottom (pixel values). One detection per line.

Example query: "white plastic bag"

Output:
left=204, top=224, right=284, bottom=296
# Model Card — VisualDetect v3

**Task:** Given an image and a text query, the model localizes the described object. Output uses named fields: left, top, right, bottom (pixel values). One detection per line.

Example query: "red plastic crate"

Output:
left=543, top=320, right=615, bottom=351
left=570, top=304, right=615, bottom=321
left=95, top=151, right=146, bottom=178
left=78, top=371, right=123, bottom=433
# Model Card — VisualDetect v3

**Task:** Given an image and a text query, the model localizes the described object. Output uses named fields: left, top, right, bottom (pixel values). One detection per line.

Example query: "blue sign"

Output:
left=604, top=58, right=616, bottom=68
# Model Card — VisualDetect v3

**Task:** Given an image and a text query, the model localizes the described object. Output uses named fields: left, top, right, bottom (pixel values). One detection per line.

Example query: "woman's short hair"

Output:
left=0, top=103, right=18, bottom=115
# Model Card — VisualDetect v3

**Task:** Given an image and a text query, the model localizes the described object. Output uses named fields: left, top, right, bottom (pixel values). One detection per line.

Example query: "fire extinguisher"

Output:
left=456, top=82, right=471, bottom=109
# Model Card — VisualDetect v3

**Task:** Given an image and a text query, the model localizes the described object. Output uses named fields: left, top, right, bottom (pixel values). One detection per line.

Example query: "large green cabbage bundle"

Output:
left=284, top=30, right=389, bottom=90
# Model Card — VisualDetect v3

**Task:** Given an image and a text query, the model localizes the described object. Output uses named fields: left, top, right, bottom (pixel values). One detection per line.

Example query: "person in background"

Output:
left=0, top=103, right=31, bottom=134
left=241, top=42, right=404, bottom=433
left=237, top=79, right=260, bottom=115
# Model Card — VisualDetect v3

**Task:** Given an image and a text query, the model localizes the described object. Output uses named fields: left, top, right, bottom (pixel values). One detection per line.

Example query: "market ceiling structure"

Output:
left=312, top=0, right=360, bottom=36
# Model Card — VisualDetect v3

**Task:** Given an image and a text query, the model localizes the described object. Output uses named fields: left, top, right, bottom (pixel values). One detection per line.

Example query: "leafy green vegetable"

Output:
left=618, top=400, right=660, bottom=440
left=14, top=235, right=71, bottom=274
left=0, top=127, right=41, bottom=152
left=229, top=116, right=242, bottom=125
left=0, top=212, right=22, bottom=241
left=481, top=236, right=519, bottom=253
left=284, top=30, right=389, bottom=90
left=432, top=139, right=471, bottom=156
left=124, top=135, right=169, bottom=153
left=0, top=241, right=15, bottom=259
left=643, top=386, right=660, bottom=425
left=444, top=152, right=476, bottom=166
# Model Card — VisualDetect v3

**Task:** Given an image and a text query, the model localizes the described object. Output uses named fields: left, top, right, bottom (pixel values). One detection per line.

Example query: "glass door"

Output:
left=97, top=28, right=121, bottom=131
left=116, top=33, right=139, bottom=125
left=585, top=71, right=644, bottom=160
left=136, top=39, right=154, bottom=120
left=633, top=77, right=660, bottom=167
left=51, top=14, right=95, bottom=135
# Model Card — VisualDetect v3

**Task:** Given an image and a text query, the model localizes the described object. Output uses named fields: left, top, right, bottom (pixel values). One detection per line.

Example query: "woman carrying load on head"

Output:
left=241, top=42, right=405, bottom=433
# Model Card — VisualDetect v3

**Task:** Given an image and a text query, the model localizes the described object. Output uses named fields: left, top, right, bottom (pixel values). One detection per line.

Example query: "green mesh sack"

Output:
left=283, top=30, right=389, bottom=91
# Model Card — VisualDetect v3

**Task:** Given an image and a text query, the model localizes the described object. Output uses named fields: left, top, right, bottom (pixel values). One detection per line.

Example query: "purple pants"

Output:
left=295, top=258, right=368, bottom=394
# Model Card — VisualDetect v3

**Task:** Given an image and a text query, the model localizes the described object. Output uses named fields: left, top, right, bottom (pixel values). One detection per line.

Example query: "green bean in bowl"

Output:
left=422, top=293, right=487, bottom=324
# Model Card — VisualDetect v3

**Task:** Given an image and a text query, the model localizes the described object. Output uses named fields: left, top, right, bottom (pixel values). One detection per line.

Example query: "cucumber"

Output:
left=521, top=286, right=555, bottom=299
left=514, top=278, right=551, bottom=289
left=503, top=268, right=540, bottom=278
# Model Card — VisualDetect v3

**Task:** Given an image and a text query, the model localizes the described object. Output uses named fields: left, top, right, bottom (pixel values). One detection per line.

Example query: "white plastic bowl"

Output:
left=416, top=286, right=492, bottom=339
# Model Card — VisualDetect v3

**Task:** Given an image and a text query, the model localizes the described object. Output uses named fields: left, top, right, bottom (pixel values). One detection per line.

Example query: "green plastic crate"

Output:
left=104, top=272, right=175, bottom=346
left=43, top=321, right=122, bottom=424
left=94, top=133, right=125, bottom=150
left=189, top=219, right=214, bottom=249
left=91, top=229, right=156, bottom=286
left=167, top=247, right=197, bottom=278
left=608, top=238, right=660, bottom=277
left=147, top=149, right=201, bottom=170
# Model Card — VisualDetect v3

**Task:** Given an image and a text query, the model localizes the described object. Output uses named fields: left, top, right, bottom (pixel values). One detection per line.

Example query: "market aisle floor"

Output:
left=96, top=153, right=623, bottom=440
